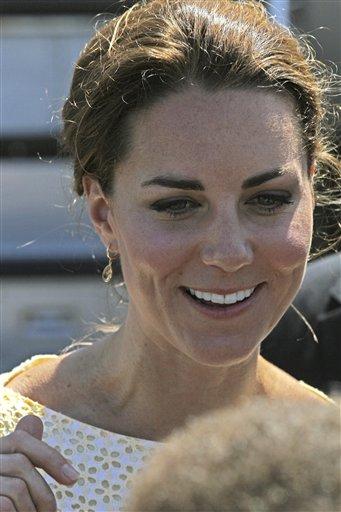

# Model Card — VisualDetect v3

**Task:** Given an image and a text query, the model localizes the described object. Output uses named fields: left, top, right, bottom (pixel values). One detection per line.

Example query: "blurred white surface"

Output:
left=2, top=157, right=127, bottom=373
left=1, top=275, right=128, bottom=373
left=3, top=15, right=93, bottom=136
left=3, top=158, right=103, bottom=263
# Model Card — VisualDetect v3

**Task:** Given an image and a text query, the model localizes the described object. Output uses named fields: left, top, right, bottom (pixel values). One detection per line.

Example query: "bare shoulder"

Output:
left=4, top=351, right=81, bottom=406
left=3, top=343, right=128, bottom=434
left=259, top=356, right=333, bottom=404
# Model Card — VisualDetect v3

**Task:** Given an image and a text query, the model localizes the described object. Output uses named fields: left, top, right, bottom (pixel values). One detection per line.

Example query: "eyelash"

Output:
left=150, top=193, right=294, bottom=218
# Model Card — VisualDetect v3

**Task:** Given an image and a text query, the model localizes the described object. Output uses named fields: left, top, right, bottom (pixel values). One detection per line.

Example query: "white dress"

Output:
left=1, top=354, right=333, bottom=511
left=0, top=354, right=161, bottom=512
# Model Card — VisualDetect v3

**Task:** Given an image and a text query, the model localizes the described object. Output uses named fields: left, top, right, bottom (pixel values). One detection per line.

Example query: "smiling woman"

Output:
left=1, top=1, right=339, bottom=511
left=79, top=85, right=316, bottom=367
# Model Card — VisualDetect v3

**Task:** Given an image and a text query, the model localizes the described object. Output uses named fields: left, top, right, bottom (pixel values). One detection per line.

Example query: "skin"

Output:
left=78, top=85, right=315, bottom=440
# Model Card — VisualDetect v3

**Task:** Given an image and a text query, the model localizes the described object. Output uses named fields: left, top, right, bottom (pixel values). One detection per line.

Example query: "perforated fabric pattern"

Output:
left=0, top=356, right=160, bottom=512
left=1, top=355, right=333, bottom=510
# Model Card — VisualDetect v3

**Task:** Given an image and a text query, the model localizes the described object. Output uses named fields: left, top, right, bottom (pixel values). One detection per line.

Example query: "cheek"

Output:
left=260, top=206, right=313, bottom=275
left=117, top=214, right=191, bottom=280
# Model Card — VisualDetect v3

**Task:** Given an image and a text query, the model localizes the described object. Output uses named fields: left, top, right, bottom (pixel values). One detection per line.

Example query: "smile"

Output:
left=180, top=283, right=264, bottom=320
left=187, top=287, right=255, bottom=305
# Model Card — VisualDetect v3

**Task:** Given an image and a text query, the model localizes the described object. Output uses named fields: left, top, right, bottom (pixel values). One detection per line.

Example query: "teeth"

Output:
left=188, top=287, right=255, bottom=305
left=244, top=289, right=253, bottom=298
left=236, top=291, right=244, bottom=301
left=212, top=293, right=225, bottom=304
left=225, top=293, right=237, bottom=305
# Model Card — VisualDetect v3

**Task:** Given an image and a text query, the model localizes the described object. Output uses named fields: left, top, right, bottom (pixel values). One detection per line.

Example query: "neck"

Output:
left=87, top=316, right=267, bottom=442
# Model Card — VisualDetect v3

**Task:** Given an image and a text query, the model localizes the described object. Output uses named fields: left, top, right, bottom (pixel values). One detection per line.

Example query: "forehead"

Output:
left=120, top=86, right=305, bottom=180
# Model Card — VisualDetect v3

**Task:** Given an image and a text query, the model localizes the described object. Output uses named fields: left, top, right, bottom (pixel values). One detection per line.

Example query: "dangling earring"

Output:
left=102, top=246, right=118, bottom=283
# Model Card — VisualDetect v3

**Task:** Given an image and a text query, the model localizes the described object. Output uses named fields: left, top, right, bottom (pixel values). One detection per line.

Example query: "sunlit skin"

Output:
left=81, top=86, right=315, bottom=440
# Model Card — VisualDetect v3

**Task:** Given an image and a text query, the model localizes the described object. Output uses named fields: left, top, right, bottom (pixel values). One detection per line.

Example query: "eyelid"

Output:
left=246, top=189, right=293, bottom=198
left=151, top=196, right=200, bottom=207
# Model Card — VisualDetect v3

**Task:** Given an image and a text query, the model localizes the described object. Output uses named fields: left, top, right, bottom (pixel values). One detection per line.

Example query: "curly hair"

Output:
left=124, top=396, right=340, bottom=511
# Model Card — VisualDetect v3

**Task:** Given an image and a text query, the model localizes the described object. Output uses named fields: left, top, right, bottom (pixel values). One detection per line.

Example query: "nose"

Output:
left=200, top=210, right=254, bottom=272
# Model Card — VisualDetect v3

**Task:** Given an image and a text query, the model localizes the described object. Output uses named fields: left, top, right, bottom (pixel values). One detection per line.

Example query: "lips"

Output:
left=185, top=288, right=251, bottom=307
left=182, top=285, right=260, bottom=296
left=180, top=283, right=264, bottom=320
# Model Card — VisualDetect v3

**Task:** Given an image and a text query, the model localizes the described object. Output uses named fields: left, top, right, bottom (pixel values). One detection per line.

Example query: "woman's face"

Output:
left=90, top=86, right=314, bottom=366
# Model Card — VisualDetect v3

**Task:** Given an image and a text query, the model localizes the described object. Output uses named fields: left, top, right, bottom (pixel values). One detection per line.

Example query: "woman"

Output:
left=1, top=0, right=339, bottom=511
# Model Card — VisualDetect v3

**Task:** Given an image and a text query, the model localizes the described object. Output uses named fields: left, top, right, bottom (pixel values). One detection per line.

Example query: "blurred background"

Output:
left=1, top=0, right=340, bottom=373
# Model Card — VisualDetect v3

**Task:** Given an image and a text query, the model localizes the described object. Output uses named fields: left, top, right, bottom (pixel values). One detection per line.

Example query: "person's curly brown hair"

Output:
left=61, top=0, right=340, bottom=258
left=124, top=396, right=340, bottom=511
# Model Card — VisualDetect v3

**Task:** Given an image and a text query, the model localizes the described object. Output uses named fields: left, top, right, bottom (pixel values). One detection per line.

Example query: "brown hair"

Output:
left=61, top=0, right=340, bottom=256
left=124, top=396, right=340, bottom=511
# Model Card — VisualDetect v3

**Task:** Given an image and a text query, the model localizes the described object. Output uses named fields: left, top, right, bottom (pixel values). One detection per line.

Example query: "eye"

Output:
left=150, top=198, right=200, bottom=218
left=247, top=192, right=294, bottom=214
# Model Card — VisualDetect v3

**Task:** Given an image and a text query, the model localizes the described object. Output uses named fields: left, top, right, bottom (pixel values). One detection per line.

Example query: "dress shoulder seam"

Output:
left=0, top=354, right=59, bottom=386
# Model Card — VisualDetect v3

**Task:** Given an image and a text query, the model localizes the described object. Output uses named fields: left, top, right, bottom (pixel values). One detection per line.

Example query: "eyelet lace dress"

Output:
left=0, top=355, right=161, bottom=512
left=1, top=354, right=334, bottom=511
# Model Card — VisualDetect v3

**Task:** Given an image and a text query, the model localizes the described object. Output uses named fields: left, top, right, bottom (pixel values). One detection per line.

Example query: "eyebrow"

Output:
left=141, top=168, right=286, bottom=191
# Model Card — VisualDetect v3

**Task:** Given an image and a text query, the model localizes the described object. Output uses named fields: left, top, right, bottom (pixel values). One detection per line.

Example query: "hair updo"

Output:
left=61, top=0, right=340, bottom=257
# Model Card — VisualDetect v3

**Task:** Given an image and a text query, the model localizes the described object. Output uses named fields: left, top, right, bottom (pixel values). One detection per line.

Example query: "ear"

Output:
left=82, top=176, right=118, bottom=248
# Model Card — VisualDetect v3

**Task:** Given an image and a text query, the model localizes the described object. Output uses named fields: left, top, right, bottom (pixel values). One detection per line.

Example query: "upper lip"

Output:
left=182, top=284, right=262, bottom=295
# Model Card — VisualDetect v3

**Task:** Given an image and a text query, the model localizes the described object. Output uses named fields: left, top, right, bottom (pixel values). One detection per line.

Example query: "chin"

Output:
left=180, top=333, right=260, bottom=367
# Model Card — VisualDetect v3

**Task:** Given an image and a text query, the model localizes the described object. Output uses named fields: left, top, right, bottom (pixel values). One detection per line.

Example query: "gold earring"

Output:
left=102, top=246, right=118, bottom=283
